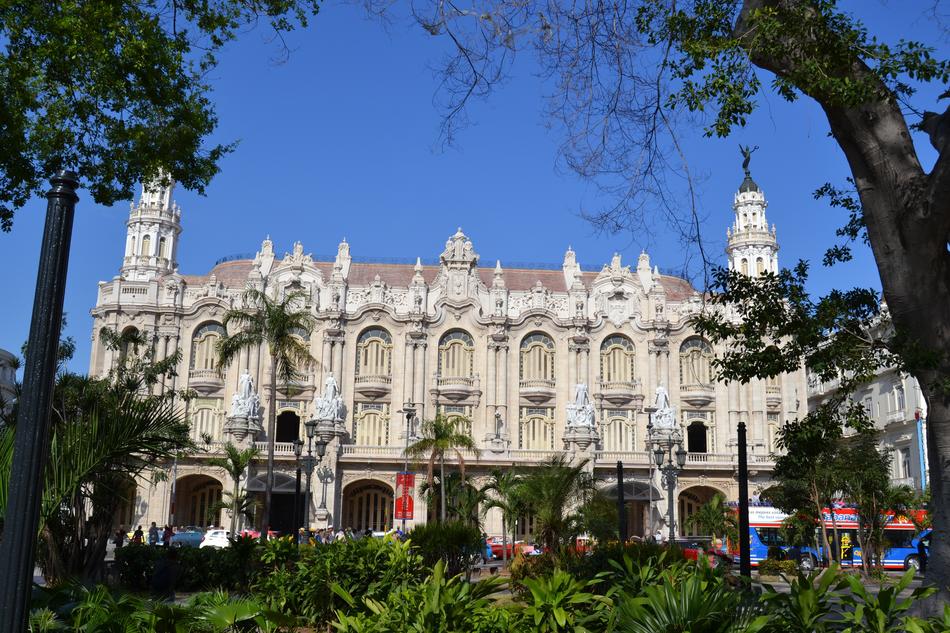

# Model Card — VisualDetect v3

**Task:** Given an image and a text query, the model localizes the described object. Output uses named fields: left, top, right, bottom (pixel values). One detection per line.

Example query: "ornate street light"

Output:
left=653, top=431, right=687, bottom=544
left=398, top=404, right=416, bottom=531
left=299, top=418, right=329, bottom=542
left=292, top=439, right=304, bottom=537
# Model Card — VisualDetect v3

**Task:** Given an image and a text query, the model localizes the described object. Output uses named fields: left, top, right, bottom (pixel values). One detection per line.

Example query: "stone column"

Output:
left=249, top=342, right=261, bottom=387
left=320, top=336, right=332, bottom=386
left=413, top=341, right=426, bottom=418
left=499, top=342, right=509, bottom=424
left=402, top=337, right=415, bottom=407
left=567, top=342, right=577, bottom=392
left=167, top=334, right=179, bottom=394
left=579, top=345, right=590, bottom=387
left=486, top=343, right=497, bottom=417
left=332, top=339, right=343, bottom=384
left=238, top=347, right=249, bottom=386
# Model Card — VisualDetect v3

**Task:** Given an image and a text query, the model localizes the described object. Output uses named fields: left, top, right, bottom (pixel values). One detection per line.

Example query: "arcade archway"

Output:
left=173, top=474, right=223, bottom=528
left=342, top=480, right=394, bottom=532
left=602, top=480, right=662, bottom=539
left=678, top=485, right=726, bottom=537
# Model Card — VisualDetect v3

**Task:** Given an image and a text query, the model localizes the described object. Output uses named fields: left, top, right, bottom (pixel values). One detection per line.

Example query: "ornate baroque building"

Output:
left=89, top=170, right=806, bottom=538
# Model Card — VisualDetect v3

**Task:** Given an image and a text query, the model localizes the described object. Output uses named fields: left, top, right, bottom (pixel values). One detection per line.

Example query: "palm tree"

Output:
left=404, top=415, right=480, bottom=522
left=683, top=493, right=738, bottom=547
left=483, top=469, right=526, bottom=565
left=518, top=455, right=595, bottom=554
left=207, top=442, right=259, bottom=536
left=217, top=289, right=315, bottom=539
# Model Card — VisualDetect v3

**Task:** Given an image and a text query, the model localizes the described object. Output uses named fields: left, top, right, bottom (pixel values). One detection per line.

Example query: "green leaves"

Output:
left=0, top=0, right=319, bottom=230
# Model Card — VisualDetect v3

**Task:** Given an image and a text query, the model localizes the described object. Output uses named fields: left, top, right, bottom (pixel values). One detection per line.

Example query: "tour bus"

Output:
left=738, top=505, right=929, bottom=571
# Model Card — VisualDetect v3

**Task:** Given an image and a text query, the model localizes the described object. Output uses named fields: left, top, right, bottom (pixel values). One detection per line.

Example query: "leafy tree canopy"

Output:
left=0, top=0, right=319, bottom=231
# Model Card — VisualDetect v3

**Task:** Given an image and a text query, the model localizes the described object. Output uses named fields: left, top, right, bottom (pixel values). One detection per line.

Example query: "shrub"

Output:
left=766, top=545, right=786, bottom=561
left=509, top=553, right=559, bottom=597
left=252, top=536, right=428, bottom=625
left=407, top=520, right=484, bottom=576
left=517, top=569, right=612, bottom=632
left=758, top=558, right=800, bottom=577
left=113, top=541, right=259, bottom=592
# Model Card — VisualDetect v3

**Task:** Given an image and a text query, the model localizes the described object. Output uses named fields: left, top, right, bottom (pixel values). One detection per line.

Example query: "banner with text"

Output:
left=395, top=472, right=415, bottom=520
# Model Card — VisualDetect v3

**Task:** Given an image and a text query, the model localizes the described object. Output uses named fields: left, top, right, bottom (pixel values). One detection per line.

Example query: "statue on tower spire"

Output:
left=739, top=144, right=759, bottom=177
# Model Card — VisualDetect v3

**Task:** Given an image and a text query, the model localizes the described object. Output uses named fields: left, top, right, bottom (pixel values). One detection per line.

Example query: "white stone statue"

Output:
left=315, top=375, right=345, bottom=421
left=229, top=370, right=260, bottom=418
left=650, top=385, right=676, bottom=429
left=566, top=383, right=596, bottom=427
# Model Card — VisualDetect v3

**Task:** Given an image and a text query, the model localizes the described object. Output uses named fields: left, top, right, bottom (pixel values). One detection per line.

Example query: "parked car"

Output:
left=169, top=527, right=204, bottom=548
left=199, top=529, right=230, bottom=549
left=486, top=537, right=534, bottom=559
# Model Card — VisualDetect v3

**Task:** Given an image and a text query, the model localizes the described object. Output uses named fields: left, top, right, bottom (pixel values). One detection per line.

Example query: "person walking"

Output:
left=917, top=536, right=928, bottom=574
left=113, top=527, right=126, bottom=550
left=147, top=522, right=160, bottom=546
left=131, top=525, right=144, bottom=545
left=162, top=525, right=174, bottom=547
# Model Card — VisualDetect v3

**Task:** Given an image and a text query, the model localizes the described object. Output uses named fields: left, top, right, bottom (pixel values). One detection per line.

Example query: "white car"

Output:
left=199, top=529, right=230, bottom=549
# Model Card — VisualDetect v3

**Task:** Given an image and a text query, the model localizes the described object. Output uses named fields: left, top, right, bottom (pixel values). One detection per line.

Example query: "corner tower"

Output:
left=120, top=177, right=182, bottom=281
left=725, top=149, right=778, bottom=276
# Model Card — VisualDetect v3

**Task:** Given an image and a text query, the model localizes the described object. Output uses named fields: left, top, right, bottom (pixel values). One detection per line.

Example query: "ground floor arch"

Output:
left=173, top=474, right=223, bottom=528
left=246, top=470, right=298, bottom=534
left=342, top=479, right=394, bottom=532
left=275, top=410, right=301, bottom=443
left=678, top=485, right=726, bottom=537
left=601, top=480, right=662, bottom=539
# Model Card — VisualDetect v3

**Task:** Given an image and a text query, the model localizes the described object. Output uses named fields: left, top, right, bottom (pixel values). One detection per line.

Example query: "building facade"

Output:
left=807, top=367, right=930, bottom=492
left=0, top=348, right=15, bottom=414
left=89, top=172, right=807, bottom=538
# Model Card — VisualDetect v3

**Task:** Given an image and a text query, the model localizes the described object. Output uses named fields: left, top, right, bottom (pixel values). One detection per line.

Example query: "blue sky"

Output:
left=0, top=1, right=945, bottom=373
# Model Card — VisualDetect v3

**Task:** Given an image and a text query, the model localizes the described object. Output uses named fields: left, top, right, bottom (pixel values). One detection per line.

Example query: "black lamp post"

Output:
left=616, top=461, right=627, bottom=542
left=301, top=419, right=329, bottom=540
left=292, top=438, right=304, bottom=538
left=0, top=172, right=79, bottom=633
left=399, top=404, right=416, bottom=532
left=653, top=437, right=687, bottom=544
left=737, top=421, right=751, bottom=578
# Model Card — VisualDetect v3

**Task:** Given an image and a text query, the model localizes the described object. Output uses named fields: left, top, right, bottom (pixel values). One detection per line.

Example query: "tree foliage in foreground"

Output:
left=0, top=0, right=319, bottom=231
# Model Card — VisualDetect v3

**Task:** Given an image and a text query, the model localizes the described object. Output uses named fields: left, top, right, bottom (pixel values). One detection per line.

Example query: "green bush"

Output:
left=251, top=536, right=428, bottom=625
left=757, top=558, right=799, bottom=577
left=113, top=541, right=259, bottom=592
left=766, top=545, right=786, bottom=561
left=407, top=520, right=484, bottom=576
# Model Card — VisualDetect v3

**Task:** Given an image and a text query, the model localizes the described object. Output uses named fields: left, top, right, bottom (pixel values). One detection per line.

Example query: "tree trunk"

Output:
left=231, top=478, right=240, bottom=537
left=735, top=0, right=950, bottom=606
left=263, top=354, right=277, bottom=541
left=502, top=517, right=508, bottom=565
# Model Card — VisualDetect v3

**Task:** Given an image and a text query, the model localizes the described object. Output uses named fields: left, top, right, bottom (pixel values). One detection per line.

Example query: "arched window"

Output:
left=740, top=259, right=749, bottom=275
left=601, top=410, right=636, bottom=451
left=679, top=338, right=713, bottom=386
left=520, top=333, right=555, bottom=383
left=159, top=236, right=168, bottom=259
left=687, top=420, right=708, bottom=453
left=438, top=330, right=475, bottom=378
left=600, top=335, right=635, bottom=383
left=756, top=257, right=765, bottom=274
left=140, top=235, right=151, bottom=257
left=356, top=328, right=392, bottom=377
left=191, top=407, right=222, bottom=442
left=355, top=403, right=390, bottom=445
left=191, top=323, right=225, bottom=372
left=519, top=407, right=556, bottom=449
left=117, top=326, right=140, bottom=365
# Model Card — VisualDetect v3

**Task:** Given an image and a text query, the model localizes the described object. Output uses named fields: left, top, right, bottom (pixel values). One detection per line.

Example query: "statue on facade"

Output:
left=229, top=370, right=260, bottom=418
left=650, top=385, right=676, bottom=429
left=566, top=383, right=596, bottom=427
left=315, top=375, right=345, bottom=421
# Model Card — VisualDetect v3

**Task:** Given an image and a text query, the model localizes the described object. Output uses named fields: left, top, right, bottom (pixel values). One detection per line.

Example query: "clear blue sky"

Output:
left=0, top=1, right=945, bottom=374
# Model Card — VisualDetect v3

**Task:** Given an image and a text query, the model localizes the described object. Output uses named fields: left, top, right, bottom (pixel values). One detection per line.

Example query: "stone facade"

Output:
left=89, top=176, right=806, bottom=539
left=0, top=348, right=15, bottom=414
left=807, top=368, right=930, bottom=492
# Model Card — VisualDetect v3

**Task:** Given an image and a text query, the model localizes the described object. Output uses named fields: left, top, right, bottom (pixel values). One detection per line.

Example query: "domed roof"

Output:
left=739, top=173, right=761, bottom=193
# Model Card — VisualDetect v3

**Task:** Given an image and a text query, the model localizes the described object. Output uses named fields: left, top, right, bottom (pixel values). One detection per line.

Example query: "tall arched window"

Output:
left=191, top=407, right=222, bottom=441
left=356, top=328, right=392, bottom=377
left=601, top=410, right=636, bottom=451
left=438, top=330, right=475, bottom=379
left=741, top=259, right=749, bottom=275
left=600, top=335, right=635, bottom=384
left=355, top=403, right=390, bottom=445
left=140, top=235, right=151, bottom=257
left=191, top=323, right=225, bottom=372
left=519, top=408, right=556, bottom=449
left=159, top=237, right=168, bottom=259
left=520, top=333, right=555, bottom=384
left=679, top=338, right=713, bottom=386
left=756, top=257, right=765, bottom=274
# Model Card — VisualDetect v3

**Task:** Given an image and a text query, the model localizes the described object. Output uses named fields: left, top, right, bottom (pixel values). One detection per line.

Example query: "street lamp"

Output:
left=300, top=419, right=329, bottom=543
left=653, top=432, right=687, bottom=544
left=398, top=404, right=416, bottom=532
left=292, top=439, right=304, bottom=537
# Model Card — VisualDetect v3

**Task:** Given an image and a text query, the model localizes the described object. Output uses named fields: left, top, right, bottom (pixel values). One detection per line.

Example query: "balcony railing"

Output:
left=253, top=441, right=298, bottom=455
left=355, top=374, right=392, bottom=385
left=354, top=374, right=393, bottom=398
left=189, top=368, right=221, bottom=379
left=520, top=378, right=556, bottom=389
left=595, top=450, right=650, bottom=463
left=437, top=375, right=477, bottom=387
left=887, top=409, right=907, bottom=423
left=680, top=383, right=715, bottom=407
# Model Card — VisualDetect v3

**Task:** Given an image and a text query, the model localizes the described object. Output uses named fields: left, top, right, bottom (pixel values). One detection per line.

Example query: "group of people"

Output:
left=295, top=526, right=404, bottom=545
left=113, top=521, right=220, bottom=548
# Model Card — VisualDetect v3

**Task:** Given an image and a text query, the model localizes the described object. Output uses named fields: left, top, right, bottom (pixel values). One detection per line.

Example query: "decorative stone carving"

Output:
left=224, top=370, right=263, bottom=441
left=566, top=383, right=596, bottom=428
left=649, top=386, right=677, bottom=429
left=314, top=375, right=346, bottom=423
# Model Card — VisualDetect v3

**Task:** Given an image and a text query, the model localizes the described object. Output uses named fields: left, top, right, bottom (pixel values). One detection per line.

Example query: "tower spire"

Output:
left=726, top=148, right=778, bottom=277
left=121, top=174, right=181, bottom=281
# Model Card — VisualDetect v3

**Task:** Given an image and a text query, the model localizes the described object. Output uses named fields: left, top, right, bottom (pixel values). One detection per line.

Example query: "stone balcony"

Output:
left=520, top=378, right=557, bottom=404
left=598, top=380, right=645, bottom=407
left=354, top=374, right=392, bottom=399
left=188, top=368, right=224, bottom=392
left=766, top=385, right=782, bottom=408
left=680, top=383, right=715, bottom=407
left=434, top=374, right=480, bottom=401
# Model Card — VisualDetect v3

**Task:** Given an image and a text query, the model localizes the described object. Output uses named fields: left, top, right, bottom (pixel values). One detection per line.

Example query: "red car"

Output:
left=486, top=537, right=534, bottom=559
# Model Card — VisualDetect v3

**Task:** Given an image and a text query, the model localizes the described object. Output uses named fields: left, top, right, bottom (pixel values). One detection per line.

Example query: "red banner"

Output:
left=394, top=472, right=415, bottom=520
